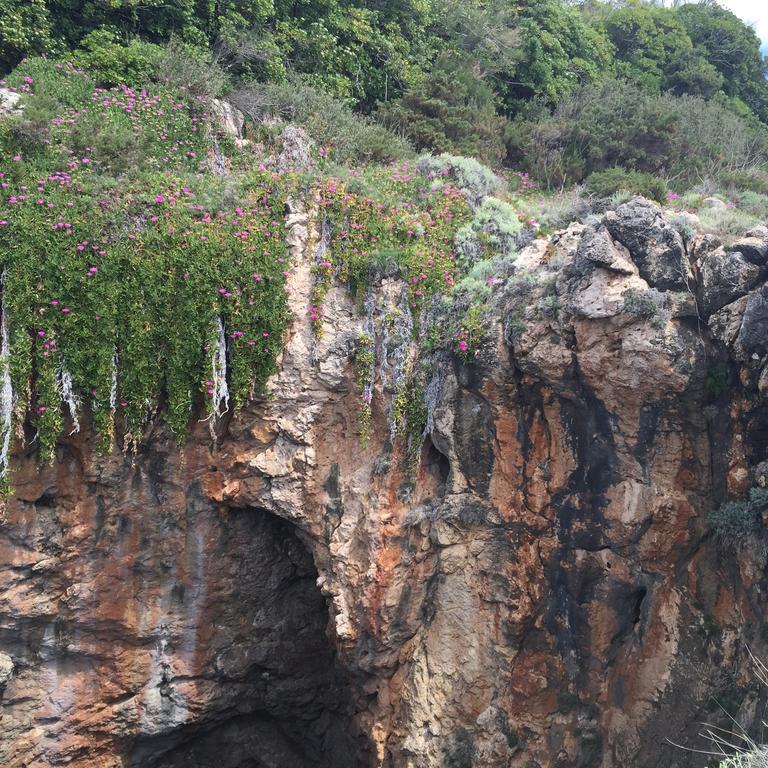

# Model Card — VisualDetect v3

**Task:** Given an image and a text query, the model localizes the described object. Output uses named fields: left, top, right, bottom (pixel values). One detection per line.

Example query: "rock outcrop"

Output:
left=2, top=197, right=768, bottom=767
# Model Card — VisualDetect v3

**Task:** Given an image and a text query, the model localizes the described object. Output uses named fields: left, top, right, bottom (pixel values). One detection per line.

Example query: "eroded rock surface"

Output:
left=2, top=197, right=768, bottom=768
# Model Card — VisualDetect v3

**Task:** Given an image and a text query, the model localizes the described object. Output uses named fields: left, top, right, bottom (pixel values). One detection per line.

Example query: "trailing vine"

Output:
left=353, top=332, right=375, bottom=445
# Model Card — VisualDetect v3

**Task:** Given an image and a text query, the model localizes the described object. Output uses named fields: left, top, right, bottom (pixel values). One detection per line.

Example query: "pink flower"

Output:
left=36, top=405, right=46, bottom=414
left=154, top=194, right=164, bottom=203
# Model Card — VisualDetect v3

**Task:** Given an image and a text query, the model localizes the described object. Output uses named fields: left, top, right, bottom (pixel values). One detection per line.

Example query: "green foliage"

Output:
left=455, top=197, right=521, bottom=267
left=602, top=5, right=703, bottom=94
left=354, top=333, right=375, bottom=444
left=585, top=167, right=667, bottom=202
left=232, top=78, right=413, bottom=165
left=454, top=303, right=486, bottom=362
left=319, top=167, right=472, bottom=307
left=507, top=0, right=614, bottom=109
left=391, top=371, right=426, bottom=472
left=697, top=206, right=762, bottom=240
left=71, top=29, right=163, bottom=86
left=153, top=39, right=230, bottom=100
left=376, top=55, right=510, bottom=167
left=416, top=154, right=503, bottom=207
left=709, top=487, right=768, bottom=547
left=0, top=0, right=55, bottom=71
left=621, top=288, right=664, bottom=322
left=678, top=2, right=768, bottom=122
left=512, top=79, right=768, bottom=188
left=705, top=362, right=730, bottom=401
left=0, top=58, right=291, bottom=467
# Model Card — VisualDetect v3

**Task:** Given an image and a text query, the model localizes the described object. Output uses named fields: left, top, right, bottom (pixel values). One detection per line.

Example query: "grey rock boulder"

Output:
left=709, top=295, right=749, bottom=348
left=0, top=652, right=13, bottom=688
left=728, top=236, right=768, bottom=265
left=211, top=98, right=245, bottom=138
left=0, top=88, right=22, bottom=117
left=698, top=246, right=762, bottom=316
left=604, top=197, right=692, bottom=290
left=575, top=224, right=637, bottom=275
left=737, top=282, right=768, bottom=357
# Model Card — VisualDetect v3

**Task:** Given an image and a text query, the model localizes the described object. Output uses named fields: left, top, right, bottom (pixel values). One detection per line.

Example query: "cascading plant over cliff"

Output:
left=0, top=58, right=489, bottom=489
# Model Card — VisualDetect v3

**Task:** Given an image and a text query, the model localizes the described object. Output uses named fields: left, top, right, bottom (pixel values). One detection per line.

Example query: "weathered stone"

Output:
left=604, top=197, right=692, bottom=290
left=575, top=224, right=637, bottom=275
left=0, top=652, right=13, bottom=687
left=698, top=244, right=762, bottom=316
left=2, top=200, right=768, bottom=768
left=728, top=236, right=768, bottom=265
left=709, top=295, right=749, bottom=348
left=0, top=88, right=22, bottom=117
left=737, top=282, right=768, bottom=357
left=276, top=124, right=315, bottom=174
left=210, top=98, right=245, bottom=137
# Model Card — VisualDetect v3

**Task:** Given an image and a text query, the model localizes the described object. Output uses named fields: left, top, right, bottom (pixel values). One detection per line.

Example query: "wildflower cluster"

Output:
left=318, top=164, right=473, bottom=314
left=0, top=58, right=291, bottom=475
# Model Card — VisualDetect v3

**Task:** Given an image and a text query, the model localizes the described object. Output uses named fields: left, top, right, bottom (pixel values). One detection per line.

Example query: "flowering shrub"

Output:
left=455, top=305, right=485, bottom=362
left=319, top=164, right=473, bottom=312
left=415, top=153, right=503, bottom=207
left=0, top=58, right=291, bottom=476
left=0, top=57, right=534, bottom=488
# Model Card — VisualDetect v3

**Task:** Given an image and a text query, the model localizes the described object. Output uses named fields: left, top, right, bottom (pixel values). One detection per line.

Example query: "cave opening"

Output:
left=126, top=505, right=369, bottom=768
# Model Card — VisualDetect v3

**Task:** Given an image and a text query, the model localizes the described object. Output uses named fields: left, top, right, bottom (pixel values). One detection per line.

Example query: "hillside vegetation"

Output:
left=1, top=0, right=767, bottom=188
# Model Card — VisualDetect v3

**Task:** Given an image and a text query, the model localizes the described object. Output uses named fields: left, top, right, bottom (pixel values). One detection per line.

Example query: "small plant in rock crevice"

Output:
left=709, top=487, right=768, bottom=548
left=391, top=368, right=427, bottom=474
left=354, top=333, right=375, bottom=445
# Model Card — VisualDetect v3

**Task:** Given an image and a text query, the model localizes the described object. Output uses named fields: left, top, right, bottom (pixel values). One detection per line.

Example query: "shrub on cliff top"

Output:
left=455, top=197, right=521, bottom=268
left=416, top=154, right=503, bottom=208
left=231, top=78, right=413, bottom=166
left=0, top=58, right=292, bottom=475
left=585, top=168, right=668, bottom=203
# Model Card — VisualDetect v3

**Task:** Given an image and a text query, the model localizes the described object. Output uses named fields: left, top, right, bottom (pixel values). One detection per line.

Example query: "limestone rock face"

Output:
left=604, top=197, right=691, bottom=290
left=3, top=197, right=768, bottom=768
left=696, top=238, right=762, bottom=316
left=0, top=88, right=22, bottom=117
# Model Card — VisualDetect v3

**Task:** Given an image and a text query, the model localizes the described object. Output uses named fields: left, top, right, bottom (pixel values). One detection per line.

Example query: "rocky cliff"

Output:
left=2, top=196, right=768, bottom=768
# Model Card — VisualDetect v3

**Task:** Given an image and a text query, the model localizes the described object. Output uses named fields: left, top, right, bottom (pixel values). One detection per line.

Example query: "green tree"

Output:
left=678, top=1, right=768, bottom=120
left=601, top=4, right=695, bottom=93
left=376, top=54, right=509, bottom=165
left=504, top=0, right=614, bottom=110
left=0, top=0, right=55, bottom=71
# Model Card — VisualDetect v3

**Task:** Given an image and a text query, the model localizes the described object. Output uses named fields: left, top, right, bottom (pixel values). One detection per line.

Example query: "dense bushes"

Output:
left=585, top=168, right=667, bottom=202
left=71, top=29, right=163, bottom=86
left=376, top=56, right=510, bottom=167
left=231, top=78, right=413, bottom=165
left=0, top=59, right=293, bottom=472
left=2, top=0, right=768, bottom=191
left=511, top=79, right=768, bottom=188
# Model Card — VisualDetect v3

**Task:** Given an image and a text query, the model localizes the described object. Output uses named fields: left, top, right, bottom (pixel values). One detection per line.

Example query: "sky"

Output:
left=717, top=0, right=768, bottom=54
